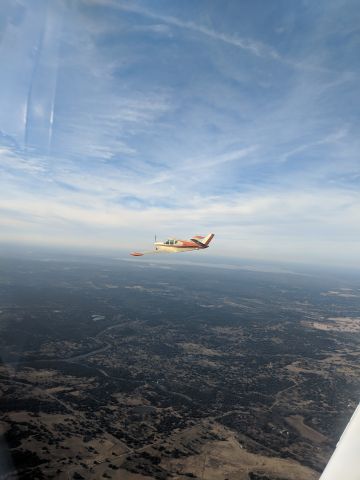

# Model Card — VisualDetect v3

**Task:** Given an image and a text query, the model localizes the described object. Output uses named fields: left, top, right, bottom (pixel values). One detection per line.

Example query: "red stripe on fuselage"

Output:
left=157, top=242, right=207, bottom=250
left=180, top=241, right=199, bottom=247
left=159, top=244, right=199, bottom=249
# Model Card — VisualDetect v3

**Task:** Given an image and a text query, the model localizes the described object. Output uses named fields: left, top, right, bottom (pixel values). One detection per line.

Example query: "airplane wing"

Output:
left=130, top=249, right=190, bottom=256
left=130, top=250, right=165, bottom=256
left=319, top=403, right=360, bottom=480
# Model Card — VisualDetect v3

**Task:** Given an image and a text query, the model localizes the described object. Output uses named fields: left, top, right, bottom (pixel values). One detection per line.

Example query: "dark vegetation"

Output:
left=0, top=254, right=359, bottom=478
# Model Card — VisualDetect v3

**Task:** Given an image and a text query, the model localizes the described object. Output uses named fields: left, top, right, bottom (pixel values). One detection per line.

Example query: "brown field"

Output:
left=162, top=422, right=319, bottom=480
left=286, top=416, right=327, bottom=444
left=302, top=317, right=360, bottom=333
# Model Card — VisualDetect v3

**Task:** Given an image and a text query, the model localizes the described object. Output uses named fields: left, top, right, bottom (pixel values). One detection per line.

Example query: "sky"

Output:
left=0, top=0, right=359, bottom=266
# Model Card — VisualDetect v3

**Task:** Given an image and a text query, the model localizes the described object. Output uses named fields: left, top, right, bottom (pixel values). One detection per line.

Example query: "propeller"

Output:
left=155, top=234, right=157, bottom=243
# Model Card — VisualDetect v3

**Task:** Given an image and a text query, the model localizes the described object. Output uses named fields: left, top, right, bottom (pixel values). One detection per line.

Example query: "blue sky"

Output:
left=0, top=0, right=359, bottom=266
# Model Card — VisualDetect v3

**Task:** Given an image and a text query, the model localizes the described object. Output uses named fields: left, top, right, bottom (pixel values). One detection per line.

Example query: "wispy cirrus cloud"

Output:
left=105, top=0, right=282, bottom=60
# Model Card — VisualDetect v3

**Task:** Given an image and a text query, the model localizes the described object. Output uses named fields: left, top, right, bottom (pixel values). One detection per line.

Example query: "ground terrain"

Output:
left=0, top=252, right=359, bottom=479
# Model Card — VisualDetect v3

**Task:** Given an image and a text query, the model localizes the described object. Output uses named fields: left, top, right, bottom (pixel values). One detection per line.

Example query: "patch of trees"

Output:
left=11, top=448, right=46, bottom=470
left=123, top=451, right=167, bottom=479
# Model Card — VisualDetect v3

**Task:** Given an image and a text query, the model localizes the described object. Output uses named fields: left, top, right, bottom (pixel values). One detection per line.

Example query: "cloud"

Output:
left=131, top=23, right=173, bottom=36
left=278, top=128, right=348, bottom=164
left=146, top=147, right=258, bottom=187
left=94, top=0, right=282, bottom=60
left=1, top=134, right=360, bottom=265
left=0, top=146, right=47, bottom=174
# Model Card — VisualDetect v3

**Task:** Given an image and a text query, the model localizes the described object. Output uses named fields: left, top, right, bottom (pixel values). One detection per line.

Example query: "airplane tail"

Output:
left=202, top=233, right=215, bottom=245
left=191, top=233, right=215, bottom=247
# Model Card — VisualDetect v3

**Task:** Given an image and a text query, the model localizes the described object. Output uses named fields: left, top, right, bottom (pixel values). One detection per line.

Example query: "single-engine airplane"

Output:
left=130, top=233, right=215, bottom=256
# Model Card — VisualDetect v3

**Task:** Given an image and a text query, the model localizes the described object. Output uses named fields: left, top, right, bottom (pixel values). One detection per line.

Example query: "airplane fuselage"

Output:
left=154, top=239, right=207, bottom=252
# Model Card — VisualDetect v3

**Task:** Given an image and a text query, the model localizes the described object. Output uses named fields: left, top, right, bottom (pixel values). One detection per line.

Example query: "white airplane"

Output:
left=130, top=233, right=215, bottom=256
left=320, top=402, right=360, bottom=479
